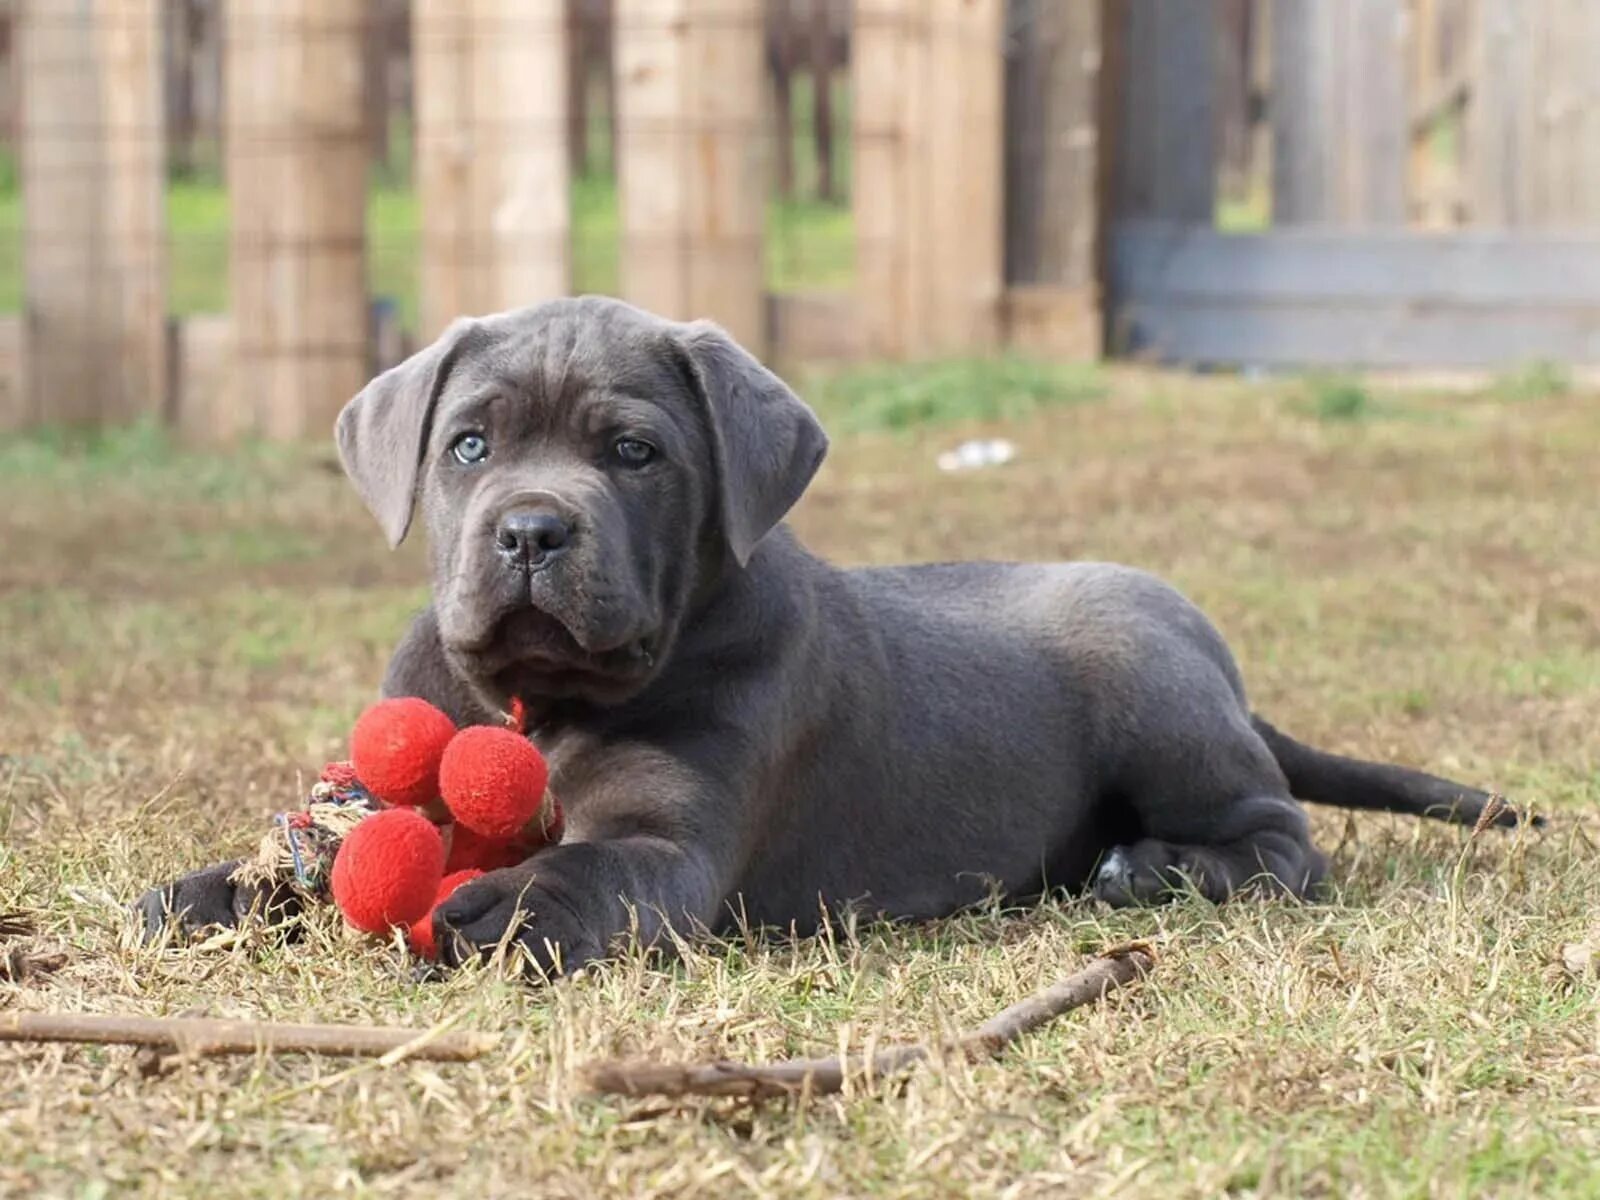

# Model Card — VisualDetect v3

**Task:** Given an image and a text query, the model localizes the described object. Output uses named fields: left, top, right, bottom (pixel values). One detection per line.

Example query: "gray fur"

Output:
left=138, top=297, right=1519, bottom=971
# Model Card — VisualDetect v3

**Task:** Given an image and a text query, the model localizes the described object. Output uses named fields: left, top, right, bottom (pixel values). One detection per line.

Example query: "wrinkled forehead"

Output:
left=442, top=300, right=688, bottom=416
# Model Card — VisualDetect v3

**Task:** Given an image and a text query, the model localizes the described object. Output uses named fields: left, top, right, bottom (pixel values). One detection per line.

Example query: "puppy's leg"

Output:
left=430, top=746, right=738, bottom=976
left=431, top=836, right=722, bottom=976
left=1092, top=715, right=1326, bottom=906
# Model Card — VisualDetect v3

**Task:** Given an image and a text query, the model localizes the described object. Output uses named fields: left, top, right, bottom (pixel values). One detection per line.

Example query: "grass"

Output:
left=3, top=363, right=1600, bottom=1196
left=1298, top=375, right=1376, bottom=423
left=804, top=356, right=1107, bottom=433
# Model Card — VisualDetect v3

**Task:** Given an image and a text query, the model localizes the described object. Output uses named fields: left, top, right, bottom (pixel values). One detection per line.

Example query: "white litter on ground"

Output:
left=936, top=438, right=1017, bottom=472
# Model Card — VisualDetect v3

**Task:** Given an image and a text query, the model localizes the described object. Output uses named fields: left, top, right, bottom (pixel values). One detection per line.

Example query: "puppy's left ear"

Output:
left=674, top=320, right=829, bottom=566
left=336, top=318, right=482, bottom=548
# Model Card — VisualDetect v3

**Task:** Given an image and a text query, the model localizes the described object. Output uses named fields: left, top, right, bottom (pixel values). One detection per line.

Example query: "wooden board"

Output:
left=1112, top=0, right=1215, bottom=223
left=19, top=0, right=165, bottom=428
left=1272, top=0, right=1407, bottom=226
left=1004, top=0, right=1101, bottom=292
left=414, top=0, right=570, bottom=342
left=852, top=0, right=1003, bottom=359
left=1000, top=285, right=1101, bottom=362
left=850, top=0, right=914, bottom=358
left=765, top=289, right=864, bottom=366
left=168, top=314, right=234, bottom=444
left=1472, top=0, right=1600, bottom=229
left=97, top=0, right=167, bottom=425
left=0, top=315, right=23, bottom=432
left=1111, top=222, right=1600, bottom=368
left=615, top=0, right=766, bottom=352
left=226, top=0, right=368, bottom=442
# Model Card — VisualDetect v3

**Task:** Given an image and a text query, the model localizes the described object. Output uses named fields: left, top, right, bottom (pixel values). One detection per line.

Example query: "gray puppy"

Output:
left=139, top=297, right=1521, bottom=973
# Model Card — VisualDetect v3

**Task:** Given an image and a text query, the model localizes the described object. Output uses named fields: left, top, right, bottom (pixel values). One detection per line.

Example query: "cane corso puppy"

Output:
left=138, top=297, right=1521, bottom=973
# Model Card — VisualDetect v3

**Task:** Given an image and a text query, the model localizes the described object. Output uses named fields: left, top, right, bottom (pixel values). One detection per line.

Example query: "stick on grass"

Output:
left=0, top=1011, right=499, bottom=1064
left=583, top=942, right=1155, bottom=1100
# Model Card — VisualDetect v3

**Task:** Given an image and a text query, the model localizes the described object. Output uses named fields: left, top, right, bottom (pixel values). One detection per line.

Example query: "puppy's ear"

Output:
left=335, top=318, right=480, bottom=548
left=673, top=321, right=829, bottom=566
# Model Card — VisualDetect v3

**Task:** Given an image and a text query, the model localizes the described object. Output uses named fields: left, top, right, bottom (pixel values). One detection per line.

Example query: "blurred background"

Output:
left=0, top=0, right=1596, bottom=441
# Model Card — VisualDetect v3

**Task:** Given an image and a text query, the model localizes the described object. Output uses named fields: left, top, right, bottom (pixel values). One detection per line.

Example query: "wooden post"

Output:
left=414, top=0, right=571, bottom=343
left=225, top=0, right=367, bottom=442
left=1113, top=0, right=1216, bottom=222
left=769, top=0, right=796, bottom=199
left=568, top=0, right=592, bottom=175
left=1004, top=0, right=1101, bottom=286
left=853, top=0, right=1003, bottom=360
left=18, top=0, right=165, bottom=430
left=1271, top=0, right=1407, bottom=226
left=1001, top=0, right=1103, bottom=358
left=1472, top=0, right=1600, bottom=229
left=615, top=0, right=766, bottom=351
left=808, top=0, right=835, bottom=202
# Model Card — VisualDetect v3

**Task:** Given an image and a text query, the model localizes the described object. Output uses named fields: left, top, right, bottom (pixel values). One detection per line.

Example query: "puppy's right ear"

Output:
left=335, top=318, right=480, bottom=548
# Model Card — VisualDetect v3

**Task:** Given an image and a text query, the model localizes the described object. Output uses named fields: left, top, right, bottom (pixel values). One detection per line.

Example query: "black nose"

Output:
left=495, top=509, right=570, bottom=568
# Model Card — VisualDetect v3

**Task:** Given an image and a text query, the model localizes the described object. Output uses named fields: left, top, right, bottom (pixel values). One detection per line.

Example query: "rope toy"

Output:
left=231, top=697, right=563, bottom=957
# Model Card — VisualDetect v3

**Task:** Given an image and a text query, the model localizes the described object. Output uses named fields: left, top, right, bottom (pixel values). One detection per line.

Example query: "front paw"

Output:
left=134, top=861, right=302, bottom=943
left=431, top=866, right=601, bottom=977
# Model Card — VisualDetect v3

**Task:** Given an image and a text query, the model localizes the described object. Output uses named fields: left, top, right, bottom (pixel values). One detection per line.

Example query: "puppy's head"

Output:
left=336, top=297, right=827, bottom=709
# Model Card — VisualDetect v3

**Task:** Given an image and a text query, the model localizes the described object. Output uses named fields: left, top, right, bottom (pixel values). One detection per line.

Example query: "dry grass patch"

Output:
left=3, top=368, right=1598, bottom=1197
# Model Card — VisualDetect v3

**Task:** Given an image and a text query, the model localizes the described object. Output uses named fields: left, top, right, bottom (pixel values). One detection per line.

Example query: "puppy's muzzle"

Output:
left=494, top=505, right=573, bottom=572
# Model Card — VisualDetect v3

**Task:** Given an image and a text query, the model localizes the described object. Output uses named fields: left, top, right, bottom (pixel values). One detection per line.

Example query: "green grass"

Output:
left=1491, top=360, right=1573, bottom=404
left=1299, top=374, right=1375, bottom=422
left=806, top=355, right=1108, bottom=433
left=0, top=156, right=854, bottom=328
left=3, top=365, right=1599, bottom=1196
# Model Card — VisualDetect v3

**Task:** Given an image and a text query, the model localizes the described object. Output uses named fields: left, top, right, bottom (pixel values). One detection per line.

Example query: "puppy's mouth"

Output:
left=451, top=602, right=659, bottom=699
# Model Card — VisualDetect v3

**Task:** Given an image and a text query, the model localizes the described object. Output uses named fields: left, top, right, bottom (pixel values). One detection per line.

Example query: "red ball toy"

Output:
left=444, top=824, right=526, bottom=874
left=439, top=725, right=550, bottom=840
left=407, top=868, right=484, bottom=960
left=330, top=807, right=446, bottom=935
left=349, top=697, right=458, bottom=808
left=318, top=695, right=558, bottom=951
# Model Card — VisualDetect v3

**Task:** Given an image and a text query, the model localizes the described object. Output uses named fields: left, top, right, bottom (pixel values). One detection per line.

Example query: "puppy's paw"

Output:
left=134, top=861, right=302, bottom=943
left=1090, top=841, right=1188, bottom=908
left=431, top=867, right=601, bottom=978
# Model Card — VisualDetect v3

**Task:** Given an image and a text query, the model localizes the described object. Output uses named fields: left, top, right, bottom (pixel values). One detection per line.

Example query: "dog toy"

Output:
left=330, top=807, right=447, bottom=935
left=406, top=869, right=484, bottom=960
left=440, top=725, right=550, bottom=838
left=349, top=697, right=458, bottom=809
left=231, top=697, right=563, bottom=958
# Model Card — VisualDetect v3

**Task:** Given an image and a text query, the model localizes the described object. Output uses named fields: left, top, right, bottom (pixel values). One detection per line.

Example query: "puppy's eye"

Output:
left=451, top=433, right=490, bottom=465
left=612, top=437, right=656, bottom=467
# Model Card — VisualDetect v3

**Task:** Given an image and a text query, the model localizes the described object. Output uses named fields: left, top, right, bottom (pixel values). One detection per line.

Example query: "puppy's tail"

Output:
left=1251, top=715, right=1539, bottom=829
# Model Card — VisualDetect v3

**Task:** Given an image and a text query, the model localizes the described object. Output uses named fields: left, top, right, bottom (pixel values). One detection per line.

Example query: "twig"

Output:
left=583, top=942, right=1156, bottom=1100
left=0, top=949, right=69, bottom=983
left=0, top=1011, right=500, bottom=1064
left=0, top=910, right=38, bottom=939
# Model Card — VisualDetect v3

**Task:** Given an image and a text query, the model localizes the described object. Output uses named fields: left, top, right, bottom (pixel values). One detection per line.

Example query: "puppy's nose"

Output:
left=495, top=509, right=570, bottom=569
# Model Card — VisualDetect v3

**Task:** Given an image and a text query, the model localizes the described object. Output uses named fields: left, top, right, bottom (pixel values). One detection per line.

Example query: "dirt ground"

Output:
left=2, top=365, right=1597, bottom=1197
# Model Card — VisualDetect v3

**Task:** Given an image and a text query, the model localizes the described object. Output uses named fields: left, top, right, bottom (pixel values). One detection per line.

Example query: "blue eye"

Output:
left=451, top=433, right=489, bottom=465
left=613, top=437, right=656, bottom=466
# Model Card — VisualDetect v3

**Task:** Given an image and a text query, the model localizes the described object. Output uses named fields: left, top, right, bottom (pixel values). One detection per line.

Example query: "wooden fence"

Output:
left=3, top=0, right=1600, bottom=440
left=1111, top=0, right=1600, bottom=368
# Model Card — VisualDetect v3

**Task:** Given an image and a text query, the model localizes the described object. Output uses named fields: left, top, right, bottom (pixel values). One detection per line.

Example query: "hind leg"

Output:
left=1091, top=717, right=1328, bottom=906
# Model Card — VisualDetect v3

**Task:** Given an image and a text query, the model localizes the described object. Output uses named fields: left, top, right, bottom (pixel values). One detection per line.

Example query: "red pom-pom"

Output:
left=350, top=698, right=458, bottom=808
left=407, top=868, right=483, bottom=959
left=439, top=726, right=549, bottom=839
left=330, top=808, right=446, bottom=935
left=444, top=823, right=526, bottom=874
